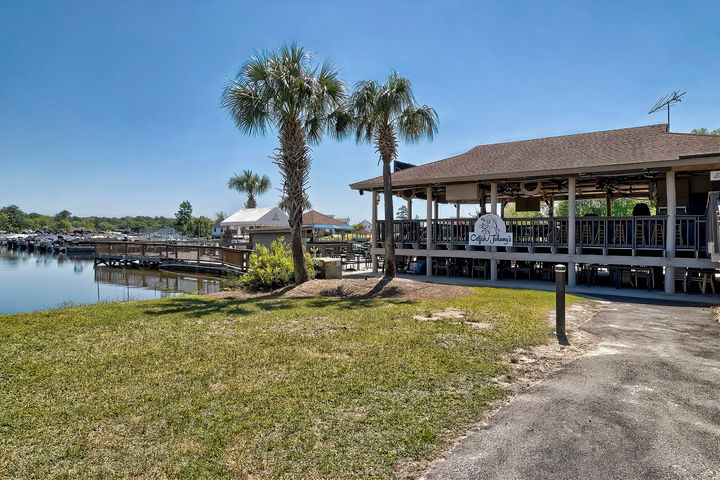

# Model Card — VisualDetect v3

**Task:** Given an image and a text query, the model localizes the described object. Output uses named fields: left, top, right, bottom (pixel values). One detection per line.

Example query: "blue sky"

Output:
left=1, top=0, right=718, bottom=223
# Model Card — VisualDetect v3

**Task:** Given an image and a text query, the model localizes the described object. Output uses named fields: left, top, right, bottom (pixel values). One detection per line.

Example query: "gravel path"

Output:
left=423, top=301, right=720, bottom=480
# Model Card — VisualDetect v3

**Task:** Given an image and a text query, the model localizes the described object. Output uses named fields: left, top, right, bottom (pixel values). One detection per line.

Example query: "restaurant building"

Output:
left=350, top=124, right=720, bottom=294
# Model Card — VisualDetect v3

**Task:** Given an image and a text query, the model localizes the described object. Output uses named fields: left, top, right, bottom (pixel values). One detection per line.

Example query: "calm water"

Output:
left=0, top=248, right=221, bottom=314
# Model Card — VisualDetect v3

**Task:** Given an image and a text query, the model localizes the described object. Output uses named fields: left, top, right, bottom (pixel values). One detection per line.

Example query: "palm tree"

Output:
left=221, top=43, right=346, bottom=284
left=340, top=72, right=438, bottom=278
left=227, top=170, right=271, bottom=208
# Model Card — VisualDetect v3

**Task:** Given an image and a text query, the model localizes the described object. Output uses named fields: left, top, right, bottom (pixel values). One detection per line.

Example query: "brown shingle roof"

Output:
left=302, top=210, right=349, bottom=226
left=350, top=124, right=720, bottom=190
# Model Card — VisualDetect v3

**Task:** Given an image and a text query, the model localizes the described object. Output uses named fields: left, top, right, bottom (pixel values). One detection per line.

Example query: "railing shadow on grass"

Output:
left=142, top=297, right=256, bottom=318
left=143, top=278, right=416, bottom=317
left=141, top=295, right=299, bottom=318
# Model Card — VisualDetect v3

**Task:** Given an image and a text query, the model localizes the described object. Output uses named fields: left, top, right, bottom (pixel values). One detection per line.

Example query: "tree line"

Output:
left=0, top=204, right=205, bottom=235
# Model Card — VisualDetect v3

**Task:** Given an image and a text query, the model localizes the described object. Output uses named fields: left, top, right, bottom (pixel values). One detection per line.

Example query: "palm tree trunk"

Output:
left=381, top=154, right=396, bottom=278
left=246, top=196, right=257, bottom=209
left=377, top=124, right=398, bottom=279
left=276, top=119, right=310, bottom=284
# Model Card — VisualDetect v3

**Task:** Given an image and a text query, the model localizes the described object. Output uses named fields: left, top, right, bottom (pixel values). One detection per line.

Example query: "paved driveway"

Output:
left=424, top=301, right=720, bottom=480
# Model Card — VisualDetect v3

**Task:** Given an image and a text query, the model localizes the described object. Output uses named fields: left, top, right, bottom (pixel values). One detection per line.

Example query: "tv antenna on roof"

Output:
left=648, top=90, right=685, bottom=128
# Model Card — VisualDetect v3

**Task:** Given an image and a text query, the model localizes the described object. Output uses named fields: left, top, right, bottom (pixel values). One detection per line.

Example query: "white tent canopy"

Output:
left=220, top=207, right=289, bottom=228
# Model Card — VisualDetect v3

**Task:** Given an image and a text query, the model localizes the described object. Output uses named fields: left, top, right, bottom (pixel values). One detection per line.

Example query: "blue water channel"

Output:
left=0, top=247, right=221, bottom=314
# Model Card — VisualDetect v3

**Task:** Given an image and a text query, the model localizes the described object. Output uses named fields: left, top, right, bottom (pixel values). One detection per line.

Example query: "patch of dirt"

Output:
left=413, top=307, right=492, bottom=329
left=207, top=277, right=473, bottom=301
left=413, top=307, right=465, bottom=321
left=495, top=301, right=605, bottom=394
left=399, top=300, right=607, bottom=480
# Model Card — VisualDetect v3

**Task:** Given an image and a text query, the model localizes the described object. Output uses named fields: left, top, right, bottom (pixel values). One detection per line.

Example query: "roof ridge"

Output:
left=393, top=124, right=669, bottom=174
left=663, top=131, right=720, bottom=137
left=467, top=124, right=668, bottom=150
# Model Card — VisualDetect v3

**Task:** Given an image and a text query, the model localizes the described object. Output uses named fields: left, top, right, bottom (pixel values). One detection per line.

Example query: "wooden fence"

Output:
left=95, top=242, right=252, bottom=270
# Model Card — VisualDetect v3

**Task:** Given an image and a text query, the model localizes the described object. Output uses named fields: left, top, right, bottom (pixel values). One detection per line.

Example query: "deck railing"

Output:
left=375, top=215, right=707, bottom=255
left=504, top=217, right=568, bottom=247
left=95, top=242, right=252, bottom=270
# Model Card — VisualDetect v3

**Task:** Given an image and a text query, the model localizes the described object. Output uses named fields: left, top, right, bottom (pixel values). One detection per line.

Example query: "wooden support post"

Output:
left=490, top=182, right=498, bottom=281
left=665, top=171, right=677, bottom=293
left=426, top=186, right=433, bottom=276
left=371, top=190, right=378, bottom=273
left=606, top=193, right=612, bottom=216
left=568, top=177, right=576, bottom=286
left=456, top=203, right=461, bottom=219
left=407, top=198, right=412, bottom=220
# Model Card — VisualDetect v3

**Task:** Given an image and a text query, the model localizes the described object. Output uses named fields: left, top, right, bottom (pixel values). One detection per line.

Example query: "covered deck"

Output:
left=351, top=124, right=720, bottom=294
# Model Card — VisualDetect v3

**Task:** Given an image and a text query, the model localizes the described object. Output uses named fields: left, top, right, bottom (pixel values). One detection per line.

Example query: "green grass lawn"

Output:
left=0, top=288, right=580, bottom=479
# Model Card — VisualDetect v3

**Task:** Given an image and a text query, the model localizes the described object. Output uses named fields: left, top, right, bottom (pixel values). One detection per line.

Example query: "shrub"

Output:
left=220, top=227, right=234, bottom=246
left=240, top=238, right=316, bottom=291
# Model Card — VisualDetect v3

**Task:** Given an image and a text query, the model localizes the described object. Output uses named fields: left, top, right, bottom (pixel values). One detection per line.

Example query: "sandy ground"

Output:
left=208, top=277, right=474, bottom=301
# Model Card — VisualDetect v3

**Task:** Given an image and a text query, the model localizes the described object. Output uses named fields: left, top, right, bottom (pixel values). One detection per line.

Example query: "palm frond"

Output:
left=326, top=108, right=354, bottom=141
left=396, top=105, right=439, bottom=143
left=347, top=80, right=380, bottom=144
left=220, top=81, right=269, bottom=136
left=374, top=71, right=414, bottom=122
left=227, top=170, right=271, bottom=196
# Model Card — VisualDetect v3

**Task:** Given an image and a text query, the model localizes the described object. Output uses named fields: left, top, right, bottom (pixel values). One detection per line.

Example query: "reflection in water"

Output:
left=0, top=248, right=221, bottom=314
left=94, top=267, right=220, bottom=295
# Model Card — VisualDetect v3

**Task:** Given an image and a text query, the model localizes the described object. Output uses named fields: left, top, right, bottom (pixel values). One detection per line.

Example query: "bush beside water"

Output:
left=240, top=238, right=316, bottom=291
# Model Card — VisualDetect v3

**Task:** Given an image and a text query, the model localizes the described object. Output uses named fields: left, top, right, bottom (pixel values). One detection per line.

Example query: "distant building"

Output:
left=359, top=220, right=372, bottom=230
left=211, top=222, right=225, bottom=238
left=220, top=207, right=290, bottom=233
left=248, top=210, right=358, bottom=249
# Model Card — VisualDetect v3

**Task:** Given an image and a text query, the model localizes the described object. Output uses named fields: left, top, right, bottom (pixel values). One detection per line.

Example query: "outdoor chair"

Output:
left=534, top=262, right=555, bottom=281
left=630, top=266, right=654, bottom=290
left=674, top=268, right=688, bottom=293
left=611, top=221, right=627, bottom=246
left=634, top=219, right=653, bottom=248
left=471, top=259, right=488, bottom=278
left=433, top=258, right=450, bottom=276
left=515, top=261, right=533, bottom=279
left=396, top=257, right=408, bottom=273
left=578, top=264, right=598, bottom=286
left=342, top=252, right=357, bottom=271
left=686, top=269, right=716, bottom=294
left=650, top=222, right=664, bottom=247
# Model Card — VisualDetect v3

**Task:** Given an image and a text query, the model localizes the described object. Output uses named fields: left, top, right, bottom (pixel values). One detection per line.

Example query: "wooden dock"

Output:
left=94, top=242, right=251, bottom=274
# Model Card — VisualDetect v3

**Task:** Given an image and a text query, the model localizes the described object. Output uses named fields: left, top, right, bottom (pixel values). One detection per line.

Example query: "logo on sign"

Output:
left=468, top=213, right=513, bottom=246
